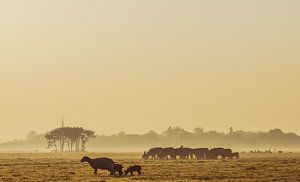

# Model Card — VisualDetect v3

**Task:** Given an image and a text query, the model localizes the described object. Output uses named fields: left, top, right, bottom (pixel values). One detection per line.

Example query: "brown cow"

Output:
left=192, top=148, right=209, bottom=160
left=158, top=147, right=176, bottom=160
left=80, top=156, right=115, bottom=175
left=176, top=146, right=193, bottom=159
left=206, top=151, right=218, bottom=159
left=229, top=152, right=239, bottom=159
left=207, top=147, right=224, bottom=159
left=142, top=147, right=162, bottom=160
left=220, top=148, right=232, bottom=159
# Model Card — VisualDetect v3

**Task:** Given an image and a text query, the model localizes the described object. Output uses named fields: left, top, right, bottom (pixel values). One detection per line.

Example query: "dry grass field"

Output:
left=0, top=152, right=299, bottom=182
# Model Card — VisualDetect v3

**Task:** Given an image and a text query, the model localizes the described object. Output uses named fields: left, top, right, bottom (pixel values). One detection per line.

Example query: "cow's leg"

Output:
left=94, top=169, right=97, bottom=175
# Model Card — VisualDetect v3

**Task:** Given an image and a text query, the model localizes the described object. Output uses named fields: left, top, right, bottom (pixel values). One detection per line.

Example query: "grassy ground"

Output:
left=0, top=152, right=299, bottom=181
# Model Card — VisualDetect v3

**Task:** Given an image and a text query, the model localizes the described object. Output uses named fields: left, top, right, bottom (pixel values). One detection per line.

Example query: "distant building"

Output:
left=229, top=127, right=233, bottom=133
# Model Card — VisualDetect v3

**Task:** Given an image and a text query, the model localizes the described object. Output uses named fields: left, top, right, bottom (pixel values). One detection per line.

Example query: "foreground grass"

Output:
left=0, top=152, right=299, bottom=181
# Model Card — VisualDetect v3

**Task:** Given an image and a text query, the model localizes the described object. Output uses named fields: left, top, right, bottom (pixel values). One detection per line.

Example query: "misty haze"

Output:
left=0, top=0, right=300, bottom=181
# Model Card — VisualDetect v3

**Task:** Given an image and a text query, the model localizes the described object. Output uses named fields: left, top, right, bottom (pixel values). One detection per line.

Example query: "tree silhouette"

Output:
left=45, top=127, right=95, bottom=152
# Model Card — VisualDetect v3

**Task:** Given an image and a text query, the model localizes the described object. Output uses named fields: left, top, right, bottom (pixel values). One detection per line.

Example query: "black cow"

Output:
left=125, top=165, right=142, bottom=176
left=80, top=156, right=115, bottom=175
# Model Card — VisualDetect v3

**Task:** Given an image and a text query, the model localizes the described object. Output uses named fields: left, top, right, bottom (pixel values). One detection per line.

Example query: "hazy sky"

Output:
left=0, top=0, right=300, bottom=142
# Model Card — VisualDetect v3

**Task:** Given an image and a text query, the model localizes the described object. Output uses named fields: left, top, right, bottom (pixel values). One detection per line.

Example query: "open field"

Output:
left=0, top=152, right=300, bottom=181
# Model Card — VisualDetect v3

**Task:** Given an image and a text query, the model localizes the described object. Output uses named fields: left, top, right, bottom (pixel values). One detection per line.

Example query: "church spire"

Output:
left=61, top=116, right=65, bottom=127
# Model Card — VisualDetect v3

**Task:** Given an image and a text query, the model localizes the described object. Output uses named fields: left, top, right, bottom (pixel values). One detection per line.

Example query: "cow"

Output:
left=206, top=148, right=224, bottom=159
left=158, top=147, right=176, bottom=160
left=80, top=156, right=115, bottom=175
left=112, top=163, right=123, bottom=175
left=176, top=146, right=193, bottom=159
left=142, top=147, right=162, bottom=160
left=125, top=165, right=142, bottom=176
left=220, top=148, right=232, bottom=159
left=229, top=152, right=239, bottom=159
left=192, top=148, right=209, bottom=160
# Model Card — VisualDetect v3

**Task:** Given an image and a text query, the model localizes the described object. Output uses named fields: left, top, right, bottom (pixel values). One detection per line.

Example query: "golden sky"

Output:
left=0, top=0, right=300, bottom=141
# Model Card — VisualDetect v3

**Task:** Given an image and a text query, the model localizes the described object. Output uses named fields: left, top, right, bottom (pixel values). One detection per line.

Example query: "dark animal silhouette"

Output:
left=220, top=148, right=232, bottom=159
left=229, top=152, right=239, bottom=159
left=142, top=151, right=147, bottom=159
left=206, top=147, right=224, bottom=159
left=142, top=147, right=162, bottom=160
left=192, top=148, right=209, bottom=160
left=206, top=151, right=218, bottom=159
left=210, top=147, right=224, bottom=154
left=176, top=146, right=193, bottom=159
left=158, top=147, right=176, bottom=160
left=80, top=156, right=115, bottom=175
left=143, top=147, right=238, bottom=160
left=125, top=165, right=142, bottom=176
left=112, top=163, right=123, bottom=175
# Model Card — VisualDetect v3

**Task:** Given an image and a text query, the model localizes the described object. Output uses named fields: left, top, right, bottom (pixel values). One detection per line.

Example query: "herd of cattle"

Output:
left=142, top=146, right=239, bottom=160
left=79, top=147, right=239, bottom=177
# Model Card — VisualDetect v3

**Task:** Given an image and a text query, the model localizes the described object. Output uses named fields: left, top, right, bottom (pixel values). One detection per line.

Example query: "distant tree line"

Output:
left=87, top=127, right=300, bottom=150
left=0, top=126, right=299, bottom=150
left=45, top=127, right=95, bottom=152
